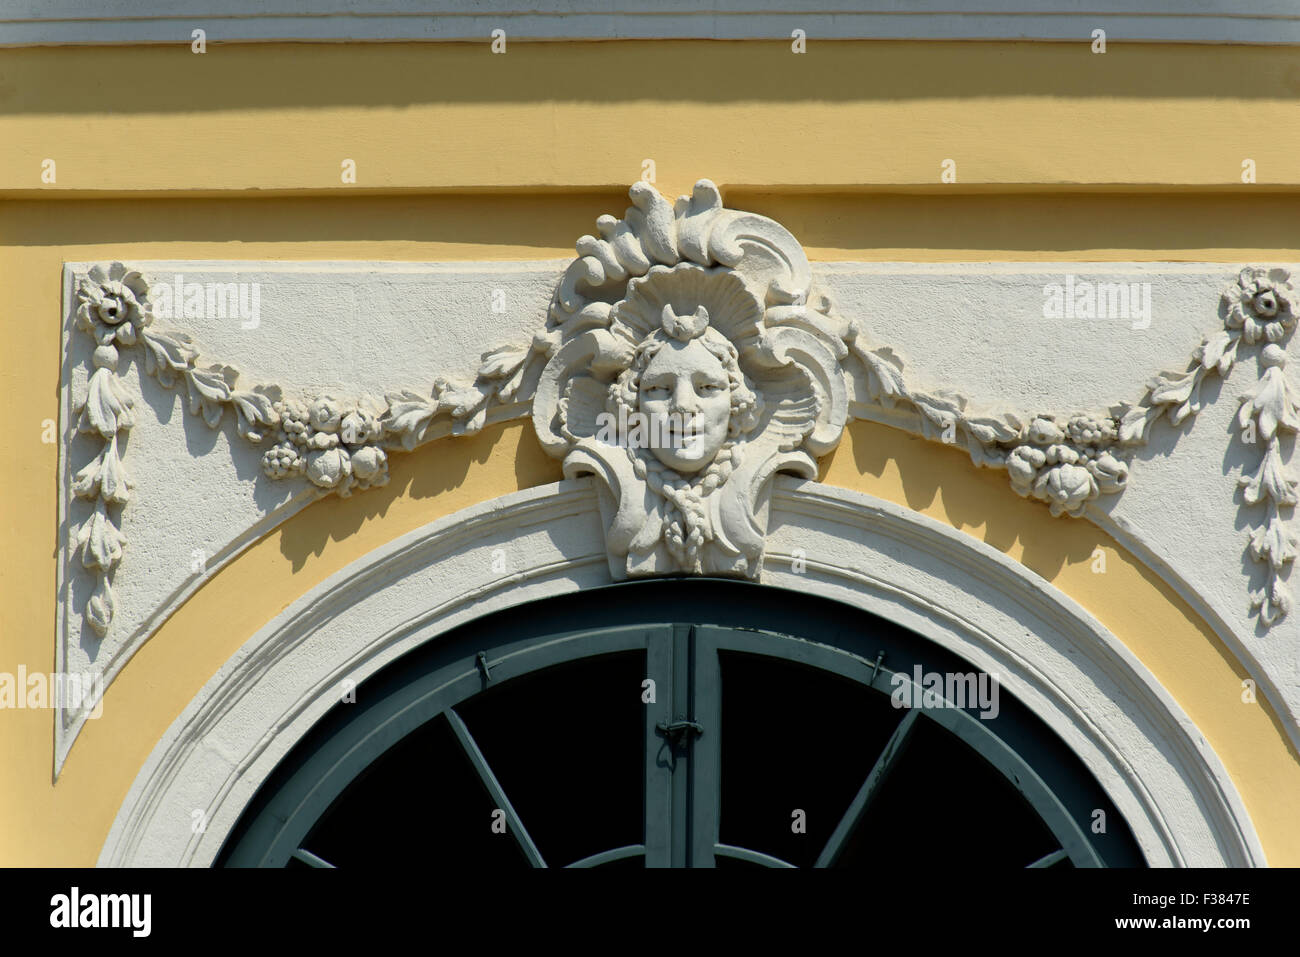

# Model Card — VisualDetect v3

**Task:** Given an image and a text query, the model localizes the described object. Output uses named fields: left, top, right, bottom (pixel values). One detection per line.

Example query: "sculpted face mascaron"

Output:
left=637, top=336, right=733, bottom=473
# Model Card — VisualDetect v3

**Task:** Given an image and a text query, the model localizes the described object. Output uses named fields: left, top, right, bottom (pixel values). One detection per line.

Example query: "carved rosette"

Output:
left=66, top=189, right=1298, bottom=634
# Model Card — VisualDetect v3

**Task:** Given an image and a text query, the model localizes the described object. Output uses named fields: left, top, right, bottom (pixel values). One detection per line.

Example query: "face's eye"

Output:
left=696, top=380, right=725, bottom=396
left=640, top=380, right=671, bottom=399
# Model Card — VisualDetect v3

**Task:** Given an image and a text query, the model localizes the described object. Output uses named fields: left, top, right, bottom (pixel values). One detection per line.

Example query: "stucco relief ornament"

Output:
left=71, top=263, right=152, bottom=634
left=531, top=183, right=848, bottom=578
left=66, top=185, right=1297, bottom=634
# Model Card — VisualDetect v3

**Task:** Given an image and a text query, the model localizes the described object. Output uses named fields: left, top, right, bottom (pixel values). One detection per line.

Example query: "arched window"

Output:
left=218, top=579, right=1145, bottom=868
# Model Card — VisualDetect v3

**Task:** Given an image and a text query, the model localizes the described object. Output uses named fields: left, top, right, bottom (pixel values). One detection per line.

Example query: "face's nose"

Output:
left=671, top=378, right=700, bottom=413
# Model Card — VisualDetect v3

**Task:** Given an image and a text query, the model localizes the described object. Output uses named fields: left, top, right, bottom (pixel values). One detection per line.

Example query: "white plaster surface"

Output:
left=57, top=260, right=1298, bottom=776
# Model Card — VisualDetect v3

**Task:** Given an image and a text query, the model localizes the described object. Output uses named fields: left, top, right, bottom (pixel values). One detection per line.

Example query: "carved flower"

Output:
left=309, top=394, right=346, bottom=433
left=1224, top=267, right=1297, bottom=345
left=305, top=447, right=351, bottom=490
left=1035, top=463, right=1098, bottom=517
left=75, top=262, right=153, bottom=348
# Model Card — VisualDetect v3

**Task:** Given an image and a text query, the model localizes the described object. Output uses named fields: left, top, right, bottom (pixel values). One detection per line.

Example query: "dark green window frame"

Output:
left=218, top=578, right=1145, bottom=868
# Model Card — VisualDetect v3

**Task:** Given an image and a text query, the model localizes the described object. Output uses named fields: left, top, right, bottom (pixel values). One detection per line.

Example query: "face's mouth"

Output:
left=658, top=413, right=705, bottom=450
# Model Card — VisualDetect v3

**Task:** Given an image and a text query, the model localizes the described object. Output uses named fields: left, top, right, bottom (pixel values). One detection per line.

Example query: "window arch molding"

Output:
left=98, top=476, right=1266, bottom=867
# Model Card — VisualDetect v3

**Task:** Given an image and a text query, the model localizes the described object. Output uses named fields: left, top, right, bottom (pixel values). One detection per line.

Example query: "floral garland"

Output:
left=844, top=266, right=1298, bottom=625
left=69, top=263, right=545, bottom=637
left=69, top=262, right=1297, bottom=635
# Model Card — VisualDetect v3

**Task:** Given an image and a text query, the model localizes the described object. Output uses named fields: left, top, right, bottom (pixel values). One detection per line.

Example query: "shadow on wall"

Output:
left=825, top=417, right=1113, bottom=579
left=275, top=419, right=563, bottom=572
left=5, top=42, right=1300, bottom=115
left=11, top=193, right=1300, bottom=259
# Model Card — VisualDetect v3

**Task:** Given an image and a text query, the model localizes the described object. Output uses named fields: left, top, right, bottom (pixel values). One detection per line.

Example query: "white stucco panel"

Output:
left=57, top=257, right=1298, bottom=776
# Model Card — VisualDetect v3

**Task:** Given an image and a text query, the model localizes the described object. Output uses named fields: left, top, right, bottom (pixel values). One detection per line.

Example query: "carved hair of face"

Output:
left=616, top=306, right=761, bottom=475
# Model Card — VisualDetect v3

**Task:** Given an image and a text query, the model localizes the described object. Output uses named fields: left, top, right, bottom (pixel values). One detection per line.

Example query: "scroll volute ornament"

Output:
left=531, top=181, right=849, bottom=578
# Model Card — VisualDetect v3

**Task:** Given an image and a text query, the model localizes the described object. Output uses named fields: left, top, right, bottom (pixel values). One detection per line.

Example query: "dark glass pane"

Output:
left=302, top=713, right=529, bottom=868
left=458, top=651, right=645, bottom=867
left=717, top=649, right=905, bottom=868
left=839, top=716, right=1061, bottom=868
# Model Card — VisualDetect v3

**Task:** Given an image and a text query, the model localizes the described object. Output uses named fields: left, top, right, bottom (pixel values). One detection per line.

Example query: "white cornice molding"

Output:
left=6, top=2, right=1300, bottom=46
left=98, top=479, right=1266, bottom=867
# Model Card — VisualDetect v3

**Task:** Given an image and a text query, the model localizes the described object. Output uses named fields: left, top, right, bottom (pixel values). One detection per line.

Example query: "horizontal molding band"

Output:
left=5, top=4, right=1300, bottom=46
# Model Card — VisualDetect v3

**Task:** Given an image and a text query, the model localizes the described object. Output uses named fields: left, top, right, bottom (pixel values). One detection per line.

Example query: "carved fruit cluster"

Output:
left=1005, top=414, right=1129, bottom=517
left=261, top=394, right=390, bottom=496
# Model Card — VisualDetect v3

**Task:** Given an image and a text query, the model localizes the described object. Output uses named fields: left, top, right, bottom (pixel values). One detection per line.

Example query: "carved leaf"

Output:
left=860, top=347, right=908, bottom=407
left=385, top=390, right=440, bottom=451
left=966, top=439, right=1007, bottom=470
left=73, top=438, right=132, bottom=504
left=478, top=345, right=529, bottom=381
left=912, top=391, right=964, bottom=425
left=452, top=405, right=488, bottom=436
left=77, top=501, right=125, bottom=572
left=1251, top=576, right=1292, bottom=626
left=230, top=386, right=281, bottom=443
left=1148, top=367, right=1199, bottom=410
left=71, top=449, right=105, bottom=500
left=1248, top=511, right=1299, bottom=571
left=1198, top=330, right=1239, bottom=376
left=1116, top=404, right=1153, bottom=445
left=1172, top=372, right=1205, bottom=425
left=964, top=412, right=1023, bottom=447
left=1239, top=441, right=1298, bottom=506
left=186, top=365, right=236, bottom=429
left=141, top=327, right=198, bottom=388
left=98, top=438, right=131, bottom=504
left=1240, top=366, right=1300, bottom=442
left=434, top=381, right=489, bottom=421
left=77, top=368, right=135, bottom=438
left=495, top=363, right=528, bottom=404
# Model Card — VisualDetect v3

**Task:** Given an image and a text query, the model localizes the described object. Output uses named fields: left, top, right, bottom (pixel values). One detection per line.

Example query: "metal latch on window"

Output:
left=656, top=718, right=704, bottom=750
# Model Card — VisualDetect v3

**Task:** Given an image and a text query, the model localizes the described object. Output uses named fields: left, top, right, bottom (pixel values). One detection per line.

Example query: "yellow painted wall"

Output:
left=1, top=40, right=1298, bottom=866
left=3, top=42, right=1300, bottom=194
